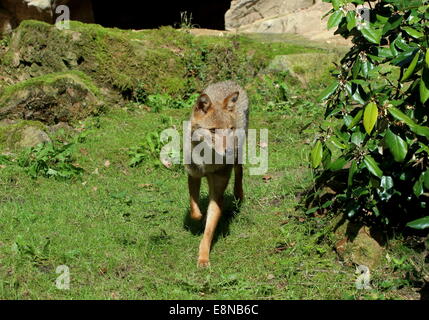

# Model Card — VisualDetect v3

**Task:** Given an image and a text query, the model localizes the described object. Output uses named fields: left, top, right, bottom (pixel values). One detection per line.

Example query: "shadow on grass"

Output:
left=183, top=193, right=242, bottom=247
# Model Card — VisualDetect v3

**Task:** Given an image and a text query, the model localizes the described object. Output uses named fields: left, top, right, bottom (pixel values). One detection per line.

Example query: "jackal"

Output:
left=185, top=81, right=249, bottom=267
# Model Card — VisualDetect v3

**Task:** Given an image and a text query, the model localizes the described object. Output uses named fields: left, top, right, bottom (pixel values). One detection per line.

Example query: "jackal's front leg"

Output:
left=198, top=173, right=230, bottom=267
left=188, top=175, right=202, bottom=221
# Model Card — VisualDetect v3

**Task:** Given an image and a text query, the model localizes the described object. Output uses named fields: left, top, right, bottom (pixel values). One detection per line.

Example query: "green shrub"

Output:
left=308, top=0, right=429, bottom=229
left=17, top=142, right=83, bottom=180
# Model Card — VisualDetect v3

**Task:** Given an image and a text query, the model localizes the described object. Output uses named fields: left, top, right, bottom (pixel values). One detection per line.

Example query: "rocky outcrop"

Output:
left=333, top=216, right=385, bottom=270
left=16, top=125, right=51, bottom=148
left=225, top=0, right=315, bottom=30
left=0, top=119, right=50, bottom=150
left=225, top=0, right=343, bottom=42
left=0, top=72, right=103, bottom=125
left=0, top=0, right=94, bottom=34
left=0, top=8, right=15, bottom=34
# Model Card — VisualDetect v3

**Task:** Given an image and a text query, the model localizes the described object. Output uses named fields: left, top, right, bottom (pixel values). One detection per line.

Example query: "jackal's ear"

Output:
left=224, top=91, right=239, bottom=111
left=196, top=94, right=211, bottom=113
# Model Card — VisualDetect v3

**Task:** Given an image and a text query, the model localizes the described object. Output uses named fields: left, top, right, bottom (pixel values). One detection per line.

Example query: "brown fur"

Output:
left=185, top=81, right=249, bottom=267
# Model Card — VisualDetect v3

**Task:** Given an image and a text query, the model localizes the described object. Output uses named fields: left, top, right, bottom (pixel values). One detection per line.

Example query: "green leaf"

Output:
left=377, top=47, right=394, bottom=58
left=391, top=48, right=419, bottom=67
left=420, top=68, right=429, bottom=104
left=352, top=58, right=362, bottom=79
left=384, top=129, right=408, bottom=162
left=388, top=106, right=415, bottom=127
left=322, top=147, right=332, bottom=169
left=328, top=10, right=344, bottom=29
left=328, top=157, right=347, bottom=171
left=348, top=160, right=357, bottom=186
left=311, top=140, right=323, bottom=168
left=363, top=102, right=378, bottom=134
left=329, top=136, right=347, bottom=149
left=382, top=15, right=403, bottom=35
left=412, top=124, right=429, bottom=138
left=406, top=216, right=429, bottom=230
left=416, top=143, right=429, bottom=155
left=403, top=26, right=424, bottom=38
left=413, top=176, right=424, bottom=197
left=332, top=0, right=341, bottom=10
left=388, top=106, right=429, bottom=138
left=378, top=176, right=394, bottom=201
left=363, top=155, right=383, bottom=178
left=361, top=26, right=382, bottom=44
left=351, top=131, right=365, bottom=146
left=347, top=109, right=363, bottom=129
left=346, top=10, right=357, bottom=30
left=401, top=51, right=420, bottom=82
left=318, top=81, right=339, bottom=101
left=381, top=176, right=394, bottom=190
left=306, top=207, right=319, bottom=215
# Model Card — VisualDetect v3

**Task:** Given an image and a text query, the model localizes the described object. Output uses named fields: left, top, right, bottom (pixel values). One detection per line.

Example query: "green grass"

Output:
left=0, top=101, right=354, bottom=299
left=0, top=23, right=422, bottom=300
left=1, top=97, right=416, bottom=300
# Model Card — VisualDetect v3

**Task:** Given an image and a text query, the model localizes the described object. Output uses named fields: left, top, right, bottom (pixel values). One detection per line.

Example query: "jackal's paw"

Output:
left=197, top=258, right=210, bottom=268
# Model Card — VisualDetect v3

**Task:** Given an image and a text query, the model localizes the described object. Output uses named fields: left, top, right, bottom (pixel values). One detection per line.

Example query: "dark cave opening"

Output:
left=91, top=1, right=232, bottom=30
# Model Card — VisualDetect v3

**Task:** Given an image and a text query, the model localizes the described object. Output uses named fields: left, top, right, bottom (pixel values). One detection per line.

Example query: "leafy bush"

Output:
left=17, top=142, right=83, bottom=180
left=134, top=93, right=198, bottom=112
left=309, top=0, right=429, bottom=229
left=128, top=132, right=164, bottom=167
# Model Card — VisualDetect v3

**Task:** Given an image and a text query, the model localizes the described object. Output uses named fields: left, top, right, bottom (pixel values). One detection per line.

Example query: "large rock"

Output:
left=225, top=0, right=315, bottom=30
left=1, top=0, right=55, bottom=24
left=0, top=72, right=103, bottom=124
left=333, top=217, right=385, bottom=270
left=0, top=119, right=50, bottom=150
left=16, top=125, right=51, bottom=148
left=0, top=0, right=94, bottom=34
left=264, top=53, right=339, bottom=86
left=225, top=0, right=348, bottom=43
left=0, top=8, right=16, bottom=34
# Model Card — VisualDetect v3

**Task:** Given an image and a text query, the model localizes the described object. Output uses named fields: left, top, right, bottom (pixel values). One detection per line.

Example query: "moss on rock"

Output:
left=1, top=20, right=309, bottom=101
left=0, top=71, right=103, bottom=124
left=0, top=119, right=48, bottom=151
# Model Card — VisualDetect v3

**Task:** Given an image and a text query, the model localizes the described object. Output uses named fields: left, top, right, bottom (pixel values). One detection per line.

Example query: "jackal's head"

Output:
left=190, top=91, right=240, bottom=159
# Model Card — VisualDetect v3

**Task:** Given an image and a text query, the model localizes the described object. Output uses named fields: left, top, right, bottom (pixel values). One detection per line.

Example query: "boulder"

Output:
left=225, top=0, right=315, bottom=30
left=0, top=72, right=103, bottom=125
left=0, top=0, right=94, bottom=34
left=16, top=125, right=51, bottom=148
left=264, top=52, right=340, bottom=86
left=333, top=217, right=385, bottom=270
left=225, top=0, right=350, bottom=44
left=1, top=0, right=53, bottom=24
left=0, top=119, right=50, bottom=150
left=0, top=8, right=16, bottom=34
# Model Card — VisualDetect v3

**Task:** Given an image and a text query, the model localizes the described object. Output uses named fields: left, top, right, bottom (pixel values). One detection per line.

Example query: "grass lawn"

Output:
left=0, top=101, right=360, bottom=299
left=0, top=25, right=421, bottom=300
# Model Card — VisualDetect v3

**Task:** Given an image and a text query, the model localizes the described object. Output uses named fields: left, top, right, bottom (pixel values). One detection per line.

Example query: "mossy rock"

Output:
left=0, top=71, right=103, bottom=124
left=332, top=215, right=386, bottom=270
left=0, top=119, right=49, bottom=151
left=1, top=20, right=283, bottom=100
left=3, top=21, right=197, bottom=98
left=264, top=53, right=340, bottom=87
